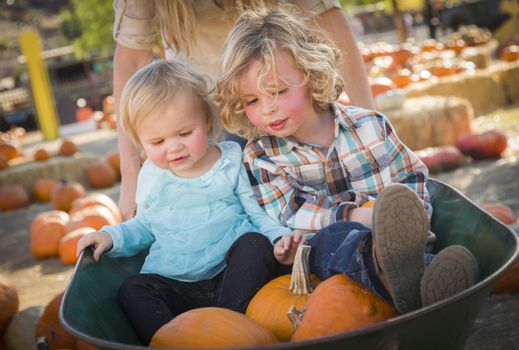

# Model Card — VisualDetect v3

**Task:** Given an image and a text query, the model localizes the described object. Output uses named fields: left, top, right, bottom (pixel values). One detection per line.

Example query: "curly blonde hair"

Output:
left=119, top=60, right=220, bottom=146
left=216, top=7, right=344, bottom=139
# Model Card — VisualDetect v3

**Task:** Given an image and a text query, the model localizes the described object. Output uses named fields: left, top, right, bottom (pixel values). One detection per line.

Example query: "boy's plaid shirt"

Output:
left=243, top=103, right=431, bottom=232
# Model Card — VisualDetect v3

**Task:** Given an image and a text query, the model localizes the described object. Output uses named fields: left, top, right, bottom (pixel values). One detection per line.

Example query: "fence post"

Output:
left=19, top=30, right=59, bottom=140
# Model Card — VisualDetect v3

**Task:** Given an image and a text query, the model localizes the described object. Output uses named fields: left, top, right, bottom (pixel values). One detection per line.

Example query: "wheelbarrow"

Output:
left=59, top=179, right=519, bottom=350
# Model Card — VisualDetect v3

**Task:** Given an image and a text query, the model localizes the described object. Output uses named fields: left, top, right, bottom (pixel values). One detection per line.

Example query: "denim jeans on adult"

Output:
left=117, top=232, right=279, bottom=345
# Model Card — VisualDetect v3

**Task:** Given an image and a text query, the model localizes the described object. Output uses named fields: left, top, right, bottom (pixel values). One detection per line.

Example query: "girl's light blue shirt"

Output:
left=102, top=141, right=291, bottom=282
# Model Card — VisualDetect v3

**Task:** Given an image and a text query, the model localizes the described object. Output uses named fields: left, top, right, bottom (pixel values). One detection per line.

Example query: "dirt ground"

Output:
left=1, top=117, right=518, bottom=349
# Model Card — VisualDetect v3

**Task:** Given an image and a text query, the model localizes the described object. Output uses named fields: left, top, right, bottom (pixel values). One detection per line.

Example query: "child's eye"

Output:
left=278, top=88, right=288, bottom=95
left=151, top=139, right=164, bottom=145
left=244, top=98, right=258, bottom=106
left=179, top=131, right=193, bottom=137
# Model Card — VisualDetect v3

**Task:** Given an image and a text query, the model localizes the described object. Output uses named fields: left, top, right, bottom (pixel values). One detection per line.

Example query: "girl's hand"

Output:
left=274, top=229, right=306, bottom=265
left=76, top=231, right=114, bottom=262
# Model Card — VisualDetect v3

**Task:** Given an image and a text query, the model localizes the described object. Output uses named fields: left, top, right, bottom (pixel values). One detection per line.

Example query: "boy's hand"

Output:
left=76, top=231, right=114, bottom=262
left=348, top=207, right=373, bottom=228
left=274, top=229, right=306, bottom=265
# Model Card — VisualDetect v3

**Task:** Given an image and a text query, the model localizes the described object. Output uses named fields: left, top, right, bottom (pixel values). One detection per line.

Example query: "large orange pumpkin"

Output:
left=70, top=193, right=122, bottom=224
left=65, top=205, right=118, bottom=233
left=50, top=181, right=86, bottom=212
left=291, top=274, right=397, bottom=341
left=455, top=130, right=508, bottom=160
left=0, top=274, right=19, bottom=336
left=59, top=227, right=95, bottom=265
left=30, top=210, right=70, bottom=258
left=32, top=179, right=58, bottom=202
left=246, top=245, right=320, bottom=341
left=0, top=142, right=21, bottom=160
left=35, top=292, right=77, bottom=350
left=85, top=161, right=117, bottom=189
left=0, top=185, right=30, bottom=211
left=0, top=154, right=8, bottom=170
left=150, top=307, right=279, bottom=349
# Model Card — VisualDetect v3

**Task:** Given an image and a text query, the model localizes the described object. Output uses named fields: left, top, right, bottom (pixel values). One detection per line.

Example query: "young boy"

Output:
left=216, top=8, right=479, bottom=313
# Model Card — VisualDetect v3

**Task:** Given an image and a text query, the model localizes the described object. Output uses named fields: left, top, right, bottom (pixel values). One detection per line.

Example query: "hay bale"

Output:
left=405, top=71, right=507, bottom=117
left=461, top=47, right=491, bottom=69
left=490, top=60, right=519, bottom=105
left=0, top=154, right=100, bottom=193
left=383, top=96, right=474, bottom=150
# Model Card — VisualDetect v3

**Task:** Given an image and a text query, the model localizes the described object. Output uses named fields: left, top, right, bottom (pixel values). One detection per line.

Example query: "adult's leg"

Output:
left=216, top=232, right=279, bottom=313
left=118, top=273, right=220, bottom=344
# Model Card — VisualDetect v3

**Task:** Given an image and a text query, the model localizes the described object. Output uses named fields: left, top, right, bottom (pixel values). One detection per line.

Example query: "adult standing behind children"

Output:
left=113, top=0, right=376, bottom=220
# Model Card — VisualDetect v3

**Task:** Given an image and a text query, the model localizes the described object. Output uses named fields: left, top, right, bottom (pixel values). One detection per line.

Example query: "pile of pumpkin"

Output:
left=0, top=136, right=121, bottom=212
left=30, top=191, right=122, bottom=265
left=0, top=279, right=97, bottom=350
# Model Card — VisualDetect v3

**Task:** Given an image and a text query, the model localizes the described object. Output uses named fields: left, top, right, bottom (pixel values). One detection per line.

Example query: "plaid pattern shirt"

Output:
left=243, top=103, right=431, bottom=232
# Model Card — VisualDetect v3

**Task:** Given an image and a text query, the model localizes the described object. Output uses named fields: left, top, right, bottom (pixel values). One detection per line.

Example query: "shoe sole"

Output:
left=421, top=245, right=479, bottom=307
left=373, top=183, right=429, bottom=314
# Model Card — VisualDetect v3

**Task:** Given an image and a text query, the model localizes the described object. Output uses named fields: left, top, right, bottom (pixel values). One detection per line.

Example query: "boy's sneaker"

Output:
left=372, top=183, right=429, bottom=314
left=421, top=245, right=479, bottom=307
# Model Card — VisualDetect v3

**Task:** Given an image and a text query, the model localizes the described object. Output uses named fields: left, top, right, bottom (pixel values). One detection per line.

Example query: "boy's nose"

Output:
left=262, top=101, right=278, bottom=115
left=166, top=139, right=183, bottom=152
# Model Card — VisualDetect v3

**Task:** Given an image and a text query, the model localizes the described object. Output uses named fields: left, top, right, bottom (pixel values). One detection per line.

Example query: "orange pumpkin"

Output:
left=76, top=339, right=100, bottom=350
left=59, top=227, right=95, bottom=265
left=0, top=154, right=8, bottom=170
left=65, top=205, right=118, bottom=233
left=150, top=307, right=279, bottom=349
left=415, top=146, right=465, bottom=174
left=58, top=139, right=78, bottom=157
left=500, top=45, right=519, bottom=62
left=30, top=210, right=70, bottom=258
left=85, top=161, right=117, bottom=189
left=32, top=179, right=58, bottom=202
left=33, top=148, right=50, bottom=161
left=0, top=274, right=19, bottom=336
left=455, top=130, right=508, bottom=160
left=369, top=77, right=396, bottom=99
left=0, top=142, right=21, bottom=160
left=105, top=151, right=121, bottom=178
left=246, top=245, right=320, bottom=341
left=290, top=274, right=397, bottom=341
left=35, top=292, right=77, bottom=350
left=0, top=185, right=30, bottom=211
left=70, top=193, right=122, bottom=224
left=50, top=181, right=86, bottom=212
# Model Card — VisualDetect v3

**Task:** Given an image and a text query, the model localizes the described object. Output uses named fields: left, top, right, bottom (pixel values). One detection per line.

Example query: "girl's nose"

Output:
left=166, top=139, right=183, bottom=152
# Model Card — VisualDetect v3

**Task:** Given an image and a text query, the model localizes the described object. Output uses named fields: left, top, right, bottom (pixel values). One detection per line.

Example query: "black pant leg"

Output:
left=117, top=273, right=218, bottom=345
left=216, top=232, right=279, bottom=313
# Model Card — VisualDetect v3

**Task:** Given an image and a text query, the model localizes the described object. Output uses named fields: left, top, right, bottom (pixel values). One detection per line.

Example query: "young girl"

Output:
left=216, top=8, right=479, bottom=314
left=77, top=60, right=303, bottom=345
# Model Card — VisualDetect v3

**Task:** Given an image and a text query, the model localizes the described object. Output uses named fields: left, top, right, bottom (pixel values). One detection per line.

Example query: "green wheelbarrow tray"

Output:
left=60, top=179, right=519, bottom=350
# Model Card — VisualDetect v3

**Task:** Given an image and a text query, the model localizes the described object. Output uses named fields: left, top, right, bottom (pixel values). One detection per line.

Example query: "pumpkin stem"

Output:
left=289, top=244, right=313, bottom=295
left=287, top=306, right=305, bottom=333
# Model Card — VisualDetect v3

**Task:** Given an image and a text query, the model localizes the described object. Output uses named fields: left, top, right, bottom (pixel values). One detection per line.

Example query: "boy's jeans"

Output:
left=307, top=221, right=392, bottom=302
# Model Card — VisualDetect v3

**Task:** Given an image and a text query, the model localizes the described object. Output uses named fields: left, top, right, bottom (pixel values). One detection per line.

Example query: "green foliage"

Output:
left=60, top=0, right=114, bottom=58
left=0, top=38, right=9, bottom=52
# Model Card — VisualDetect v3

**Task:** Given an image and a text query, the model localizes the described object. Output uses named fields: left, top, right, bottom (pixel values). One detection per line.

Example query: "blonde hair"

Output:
left=154, top=0, right=279, bottom=57
left=216, top=7, right=344, bottom=139
left=120, top=60, right=220, bottom=146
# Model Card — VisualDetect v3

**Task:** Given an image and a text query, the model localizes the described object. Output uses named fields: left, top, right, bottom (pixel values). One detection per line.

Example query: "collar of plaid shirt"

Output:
left=257, top=102, right=363, bottom=157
